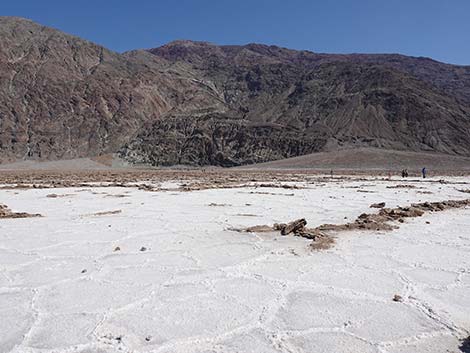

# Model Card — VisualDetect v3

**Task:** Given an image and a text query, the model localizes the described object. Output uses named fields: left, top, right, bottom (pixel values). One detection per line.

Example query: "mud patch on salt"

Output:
left=235, top=198, right=470, bottom=251
left=0, top=203, right=42, bottom=218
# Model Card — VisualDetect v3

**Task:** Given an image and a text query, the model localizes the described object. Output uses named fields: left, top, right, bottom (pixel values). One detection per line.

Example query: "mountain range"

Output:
left=1, top=17, right=469, bottom=167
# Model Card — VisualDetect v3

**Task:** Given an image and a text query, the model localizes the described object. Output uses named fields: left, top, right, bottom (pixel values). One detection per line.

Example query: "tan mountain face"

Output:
left=1, top=17, right=470, bottom=166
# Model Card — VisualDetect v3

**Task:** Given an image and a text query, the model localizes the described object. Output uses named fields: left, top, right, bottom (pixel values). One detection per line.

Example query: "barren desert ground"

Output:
left=1, top=170, right=469, bottom=353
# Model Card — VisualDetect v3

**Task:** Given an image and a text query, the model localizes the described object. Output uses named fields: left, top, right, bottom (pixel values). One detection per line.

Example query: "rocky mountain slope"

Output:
left=1, top=17, right=470, bottom=166
left=0, top=18, right=223, bottom=162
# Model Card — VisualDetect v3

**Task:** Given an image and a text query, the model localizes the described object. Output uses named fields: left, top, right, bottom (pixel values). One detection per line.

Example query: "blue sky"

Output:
left=2, top=0, right=469, bottom=65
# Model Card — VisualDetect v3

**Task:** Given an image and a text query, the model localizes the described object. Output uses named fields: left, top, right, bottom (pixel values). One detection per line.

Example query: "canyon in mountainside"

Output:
left=1, top=17, right=470, bottom=167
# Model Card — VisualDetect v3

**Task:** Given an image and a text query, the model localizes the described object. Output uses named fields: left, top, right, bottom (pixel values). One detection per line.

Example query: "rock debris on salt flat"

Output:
left=0, top=176, right=469, bottom=353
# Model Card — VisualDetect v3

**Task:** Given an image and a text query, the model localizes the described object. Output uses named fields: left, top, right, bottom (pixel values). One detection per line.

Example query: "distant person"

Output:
left=405, top=169, right=409, bottom=177
left=422, top=167, right=427, bottom=178
left=401, top=169, right=406, bottom=178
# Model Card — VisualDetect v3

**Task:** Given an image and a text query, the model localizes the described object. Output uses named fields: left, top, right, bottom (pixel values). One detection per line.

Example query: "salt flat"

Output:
left=0, top=176, right=469, bottom=353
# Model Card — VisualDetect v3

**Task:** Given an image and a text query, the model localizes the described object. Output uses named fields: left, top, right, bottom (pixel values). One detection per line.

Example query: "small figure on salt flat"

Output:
left=422, top=167, right=427, bottom=178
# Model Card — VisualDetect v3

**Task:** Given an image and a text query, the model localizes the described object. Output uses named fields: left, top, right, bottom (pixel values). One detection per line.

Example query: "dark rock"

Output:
left=370, top=202, right=386, bottom=208
left=281, top=218, right=307, bottom=235
left=460, top=336, right=470, bottom=353
left=393, top=294, right=403, bottom=302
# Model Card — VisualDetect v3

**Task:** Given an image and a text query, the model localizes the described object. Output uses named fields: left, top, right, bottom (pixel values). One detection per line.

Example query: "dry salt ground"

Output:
left=0, top=176, right=469, bottom=353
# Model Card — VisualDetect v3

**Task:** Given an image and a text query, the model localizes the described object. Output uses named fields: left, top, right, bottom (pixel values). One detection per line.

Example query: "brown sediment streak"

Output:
left=81, top=210, right=122, bottom=217
left=386, top=184, right=418, bottom=189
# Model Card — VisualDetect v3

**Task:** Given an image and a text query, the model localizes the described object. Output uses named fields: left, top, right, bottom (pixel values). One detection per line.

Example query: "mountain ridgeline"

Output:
left=1, top=17, right=470, bottom=166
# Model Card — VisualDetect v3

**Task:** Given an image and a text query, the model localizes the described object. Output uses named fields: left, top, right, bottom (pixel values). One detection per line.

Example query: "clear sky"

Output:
left=2, top=0, right=469, bottom=65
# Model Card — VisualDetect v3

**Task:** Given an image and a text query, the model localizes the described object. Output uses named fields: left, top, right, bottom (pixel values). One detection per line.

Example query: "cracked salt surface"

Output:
left=0, top=176, right=469, bottom=353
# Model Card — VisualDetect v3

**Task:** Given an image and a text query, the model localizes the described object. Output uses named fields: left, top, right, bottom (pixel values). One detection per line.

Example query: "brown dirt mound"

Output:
left=0, top=204, right=42, bottom=219
left=370, top=202, right=386, bottom=208
left=235, top=198, right=470, bottom=251
left=317, top=199, right=470, bottom=234
left=232, top=218, right=332, bottom=248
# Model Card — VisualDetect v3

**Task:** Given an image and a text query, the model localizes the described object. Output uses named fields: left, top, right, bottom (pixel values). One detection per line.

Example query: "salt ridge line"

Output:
left=235, top=198, right=470, bottom=250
